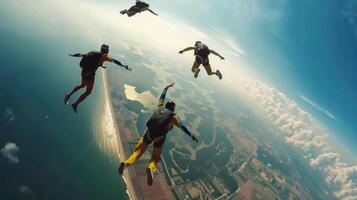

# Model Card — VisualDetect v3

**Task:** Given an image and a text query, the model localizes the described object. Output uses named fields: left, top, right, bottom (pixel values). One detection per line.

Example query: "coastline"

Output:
left=102, top=71, right=137, bottom=200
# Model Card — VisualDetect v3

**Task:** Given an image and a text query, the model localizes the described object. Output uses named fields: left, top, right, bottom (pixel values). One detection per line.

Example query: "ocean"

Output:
left=0, top=23, right=126, bottom=200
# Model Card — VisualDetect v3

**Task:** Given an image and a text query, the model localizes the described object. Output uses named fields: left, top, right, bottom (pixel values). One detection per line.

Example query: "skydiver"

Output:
left=118, top=83, right=199, bottom=186
left=179, top=41, right=225, bottom=80
left=64, top=44, right=131, bottom=113
left=120, top=0, right=158, bottom=17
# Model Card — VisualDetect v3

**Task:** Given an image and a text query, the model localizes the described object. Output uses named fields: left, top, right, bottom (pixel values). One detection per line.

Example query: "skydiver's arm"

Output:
left=147, top=9, right=158, bottom=15
left=209, top=50, right=225, bottom=60
left=173, top=116, right=199, bottom=143
left=179, top=47, right=195, bottom=54
left=112, top=58, right=131, bottom=70
left=158, top=83, right=174, bottom=108
left=68, top=53, right=85, bottom=57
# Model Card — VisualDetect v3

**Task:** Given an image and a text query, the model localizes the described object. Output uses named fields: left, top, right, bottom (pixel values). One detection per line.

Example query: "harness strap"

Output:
left=146, top=130, right=166, bottom=143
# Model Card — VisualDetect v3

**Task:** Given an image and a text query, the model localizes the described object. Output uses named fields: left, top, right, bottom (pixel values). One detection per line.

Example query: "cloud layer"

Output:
left=237, top=75, right=357, bottom=200
left=1, top=142, right=20, bottom=163
left=300, top=95, right=336, bottom=121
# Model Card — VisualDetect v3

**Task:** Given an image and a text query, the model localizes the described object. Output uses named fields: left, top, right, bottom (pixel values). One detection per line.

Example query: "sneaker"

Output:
left=146, top=168, right=153, bottom=186
left=64, top=95, right=70, bottom=105
left=194, top=68, right=200, bottom=78
left=118, top=162, right=127, bottom=175
left=71, top=104, right=78, bottom=113
left=216, top=70, right=222, bottom=80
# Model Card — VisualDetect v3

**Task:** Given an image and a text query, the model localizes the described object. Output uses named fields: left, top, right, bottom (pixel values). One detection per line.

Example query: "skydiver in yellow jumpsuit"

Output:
left=118, top=83, right=199, bottom=186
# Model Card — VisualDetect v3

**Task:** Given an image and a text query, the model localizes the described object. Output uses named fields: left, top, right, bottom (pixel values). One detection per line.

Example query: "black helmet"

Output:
left=195, top=41, right=202, bottom=46
left=165, top=101, right=176, bottom=112
left=101, top=44, right=109, bottom=54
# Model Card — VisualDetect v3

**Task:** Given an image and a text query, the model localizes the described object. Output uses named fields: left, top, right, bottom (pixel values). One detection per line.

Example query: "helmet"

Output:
left=101, top=44, right=109, bottom=54
left=165, top=101, right=176, bottom=112
left=195, top=41, right=202, bottom=46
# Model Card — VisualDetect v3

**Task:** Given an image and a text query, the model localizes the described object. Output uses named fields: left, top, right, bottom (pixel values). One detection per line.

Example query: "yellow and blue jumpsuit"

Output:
left=124, top=86, right=194, bottom=172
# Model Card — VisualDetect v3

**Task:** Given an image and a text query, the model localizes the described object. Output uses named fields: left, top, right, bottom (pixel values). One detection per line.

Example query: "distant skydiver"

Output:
left=179, top=41, right=225, bottom=80
left=64, top=44, right=131, bottom=113
left=118, top=83, right=199, bottom=186
left=120, top=0, right=158, bottom=17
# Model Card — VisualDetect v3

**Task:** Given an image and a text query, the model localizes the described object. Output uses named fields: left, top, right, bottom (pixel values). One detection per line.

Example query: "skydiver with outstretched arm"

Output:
left=120, top=0, right=158, bottom=17
left=179, top=41, right=225, bottom=80
left=65, top=44, right=131, bottom=113
left=118, top=83, right=199, bottom=186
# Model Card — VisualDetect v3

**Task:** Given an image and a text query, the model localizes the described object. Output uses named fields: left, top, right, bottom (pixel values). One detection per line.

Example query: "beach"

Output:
left=102, top=71, right=137, bottom=200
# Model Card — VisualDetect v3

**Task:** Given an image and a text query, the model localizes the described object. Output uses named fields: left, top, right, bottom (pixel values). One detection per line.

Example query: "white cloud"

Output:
left=300, top=95, right=337, bottom=121
left=4, top=108, right=15, bottom=122
left=1, top=142, right=20, bottom=163
left=236, top=75, right=357, bottom=200
left=213, top=31, right=245, bottom=57
left=18, top=185, right=35, bottom=199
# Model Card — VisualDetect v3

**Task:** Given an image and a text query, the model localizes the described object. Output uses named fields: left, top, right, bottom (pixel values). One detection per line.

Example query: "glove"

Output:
left=191, top=135, right=199, bottom=143
left=167, top=83, right=175, bottom=88
left=125, top=66, right=132, bottom=71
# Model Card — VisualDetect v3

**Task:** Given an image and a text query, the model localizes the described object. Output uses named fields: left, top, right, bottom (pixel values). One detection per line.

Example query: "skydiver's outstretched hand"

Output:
left=191, top=135, right=199, bottom=143
left=125, top=65, right=132, bottom=71
left=166, top=83, right=175, bottom=88
left=148, top=9, right=158, bottom=16
left=221, top=56, right=225, bottom=60
left=68, top=53, right=82, bottom=57
left=178, top=50, right=184, bottom=54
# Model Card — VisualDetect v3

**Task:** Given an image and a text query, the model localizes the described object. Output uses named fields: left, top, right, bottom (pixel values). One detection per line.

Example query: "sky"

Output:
left=137, top=0, right=357, bottom=153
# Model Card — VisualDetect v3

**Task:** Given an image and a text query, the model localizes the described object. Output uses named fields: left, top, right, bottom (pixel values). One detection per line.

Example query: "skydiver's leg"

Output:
left=191, top=58, right=201, bottom=78
left=203, top=61, right=222, bottom=79
left=68, top=80, right=86, bottom=97
left=126, top=6, right=139, bottom=17
left=203, top=62, right=215, bottom=75
left=64, top=79, right=86, bottom=104
left=125, top=137, right=149, bottom=166
left=120, top=9, right=128, bottom=15
left=146, top=139, right=164, bottom=185
left=128, top=11, right=137, bottom=17
left=72, top=79, right=94, bottom=111
left=148, top=139, right=165, bottom=173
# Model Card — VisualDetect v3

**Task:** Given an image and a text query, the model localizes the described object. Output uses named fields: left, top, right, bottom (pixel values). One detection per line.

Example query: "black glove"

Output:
left=68, top=53, right=81, bottom=57
left=191, top=135, right=199, bottom=143
left=125, top=66, right=132, bottom=71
